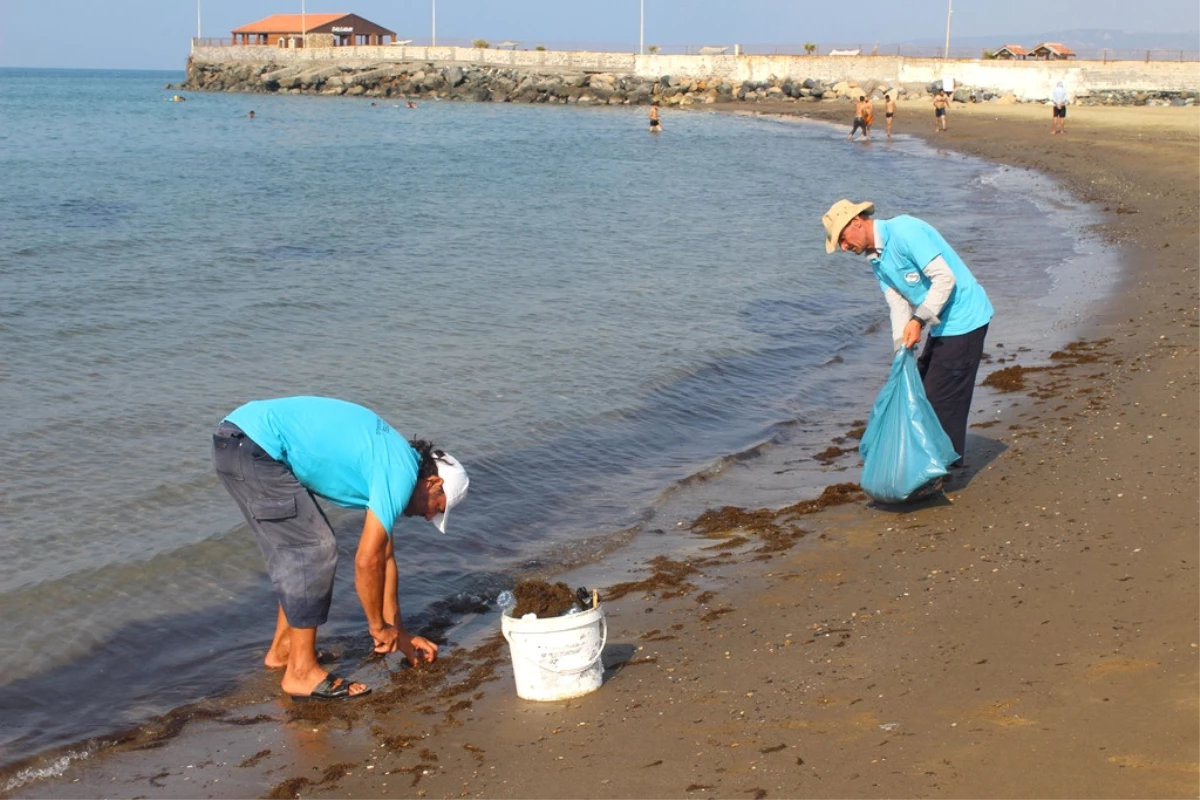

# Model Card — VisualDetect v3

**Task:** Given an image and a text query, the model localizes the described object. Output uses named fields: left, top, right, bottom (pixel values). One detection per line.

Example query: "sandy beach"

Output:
left=6, top=100, right=1197, bottom=800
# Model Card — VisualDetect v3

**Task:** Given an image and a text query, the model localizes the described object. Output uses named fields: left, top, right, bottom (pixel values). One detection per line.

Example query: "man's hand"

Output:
left=399, top=634, right=439, bottom=665
left=370, top=622, right=402, bottom=654
left=902, top=318, right=924, bottom=349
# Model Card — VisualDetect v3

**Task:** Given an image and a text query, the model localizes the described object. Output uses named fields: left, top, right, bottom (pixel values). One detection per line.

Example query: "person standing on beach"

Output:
left=822, top=200, right=993, bottom=465
left=212, top=396, right=469, bottom=700
left=884, top=93, right=897, bottom=138
left=649, top=101, right=662, bottom=132
left=933, top=91, right=949, bottom=132
left=1051, top=81, right=1068, bottom=134
left=848, top=96, right=869, bottom=141
left=862, top=95, right=875, bottom=136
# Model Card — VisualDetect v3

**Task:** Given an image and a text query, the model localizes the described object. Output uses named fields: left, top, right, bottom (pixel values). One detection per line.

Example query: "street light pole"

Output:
left=943, top=0, right=953, bottom=58
left=639, top=0, right=644, bottom=55
left=301, top=0, right=306, bottom=48
left=432, top=0, right=437, bottom=46
left=196, top=0, right=201, bottom=40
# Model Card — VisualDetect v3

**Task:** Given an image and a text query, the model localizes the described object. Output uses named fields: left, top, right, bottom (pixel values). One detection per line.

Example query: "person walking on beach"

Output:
left=649, top=101, right=662, bottom=132
left=822, top=200, right=993, bottom=466
left=884, top=93, right=897, bottom=138
left=932, top=90, right=949, bottom=132
left=862, top=95, right=875, bottom=136
left=1051, top=81, right=1068, bottom=135
left=848, top=96, right=869, bottom=141
left=212, top=396, right=469, bottom=700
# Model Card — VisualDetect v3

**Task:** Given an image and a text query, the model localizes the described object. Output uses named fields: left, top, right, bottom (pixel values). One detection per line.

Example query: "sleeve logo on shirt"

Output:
left=375, top=418, right=392, bottom=436
left=904, top=271, right=922, bottom=285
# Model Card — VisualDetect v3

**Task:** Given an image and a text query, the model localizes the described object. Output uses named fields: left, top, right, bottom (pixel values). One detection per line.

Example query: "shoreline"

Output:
left=7, top=103, right=1198, bottom=799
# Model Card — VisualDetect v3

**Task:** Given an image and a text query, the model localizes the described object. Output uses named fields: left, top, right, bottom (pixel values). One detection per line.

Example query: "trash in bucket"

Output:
left=499, top=580, right=606, bottom=702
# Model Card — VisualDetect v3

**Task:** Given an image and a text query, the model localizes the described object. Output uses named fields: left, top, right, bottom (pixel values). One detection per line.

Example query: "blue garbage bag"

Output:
left=859, top=349, right=959, bottom=503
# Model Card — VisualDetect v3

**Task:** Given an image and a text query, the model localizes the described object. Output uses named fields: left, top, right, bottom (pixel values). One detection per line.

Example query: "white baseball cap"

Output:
left=430, top=451, right=468, bottom=534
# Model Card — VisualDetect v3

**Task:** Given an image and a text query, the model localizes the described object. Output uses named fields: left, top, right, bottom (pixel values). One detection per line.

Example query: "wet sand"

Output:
left=7, top=101, right=1198, bottom=799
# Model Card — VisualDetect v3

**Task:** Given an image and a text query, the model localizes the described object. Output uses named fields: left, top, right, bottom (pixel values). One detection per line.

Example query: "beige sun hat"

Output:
left=822, top=199, right=875, bottom=253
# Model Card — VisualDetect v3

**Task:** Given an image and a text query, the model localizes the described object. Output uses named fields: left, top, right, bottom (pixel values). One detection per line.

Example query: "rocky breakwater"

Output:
left=180, top=60, right=1197, bottom=107
left=182, top=59, right=872, bottom=105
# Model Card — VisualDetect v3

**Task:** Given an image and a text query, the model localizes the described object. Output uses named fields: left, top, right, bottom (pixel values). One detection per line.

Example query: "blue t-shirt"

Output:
left=226, top=397, right=419, bottom=535
left=871, top=216, right=993, bottom=337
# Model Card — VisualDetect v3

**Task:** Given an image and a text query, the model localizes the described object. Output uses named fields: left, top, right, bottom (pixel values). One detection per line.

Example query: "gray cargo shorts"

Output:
left=212, top=421, right=338, bottom=628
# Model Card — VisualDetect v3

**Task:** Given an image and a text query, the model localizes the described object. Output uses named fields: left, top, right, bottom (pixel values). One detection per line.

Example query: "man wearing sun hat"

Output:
left=823, top=200, right=993, bottom=468
left=212, top=396, right=468, bottom=700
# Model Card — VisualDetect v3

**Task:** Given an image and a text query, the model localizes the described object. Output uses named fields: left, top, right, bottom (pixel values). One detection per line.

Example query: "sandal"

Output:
left=290, top=673, right=371, bottom=701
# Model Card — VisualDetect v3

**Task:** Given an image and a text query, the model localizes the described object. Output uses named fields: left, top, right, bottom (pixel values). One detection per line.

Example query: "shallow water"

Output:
left=0, top=67, right=1111, bottom=771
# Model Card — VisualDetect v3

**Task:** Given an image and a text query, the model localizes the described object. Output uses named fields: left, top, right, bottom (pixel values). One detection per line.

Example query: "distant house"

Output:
left=1028, top=42, right=1076, bottom=60
left=231, top=13, right=397, bottom=47
left=992, top=44, right=1029, bottom=60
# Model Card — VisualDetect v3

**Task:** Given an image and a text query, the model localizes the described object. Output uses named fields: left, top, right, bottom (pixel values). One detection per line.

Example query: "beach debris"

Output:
left=510, top=579, right=580, bottom=618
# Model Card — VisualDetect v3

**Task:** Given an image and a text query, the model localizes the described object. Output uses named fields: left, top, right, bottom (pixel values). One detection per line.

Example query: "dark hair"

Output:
left=409, top=439, right=445, bottom=480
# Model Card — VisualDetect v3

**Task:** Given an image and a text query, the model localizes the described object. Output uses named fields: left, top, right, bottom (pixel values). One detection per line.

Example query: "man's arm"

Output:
left=356, top=510, right=401, bottom=654
left=382, top=536, right=439, bottom=664
left=913, top=256, right=955, bottom=325
left=884, top=287, right=913, bottom=352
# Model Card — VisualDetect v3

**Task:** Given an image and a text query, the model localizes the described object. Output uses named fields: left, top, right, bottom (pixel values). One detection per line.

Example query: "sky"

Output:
left=0, top=0, right=1197, bottom=70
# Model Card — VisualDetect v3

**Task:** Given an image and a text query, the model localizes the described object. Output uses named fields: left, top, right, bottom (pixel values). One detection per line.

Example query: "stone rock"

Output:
left=832, top=80, right=856, bottom=97
left=298, top=66, right=343, bottom=88
left=444, top=65, right=465, bottom=87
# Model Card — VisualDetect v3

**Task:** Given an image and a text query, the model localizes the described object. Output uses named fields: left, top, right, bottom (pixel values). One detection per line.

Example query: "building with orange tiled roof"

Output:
left=232, top=13, right=396, bottom=47
left=1029, top=42, right=1076, bottom=60
left=992, top=44, right=1029, bottom=59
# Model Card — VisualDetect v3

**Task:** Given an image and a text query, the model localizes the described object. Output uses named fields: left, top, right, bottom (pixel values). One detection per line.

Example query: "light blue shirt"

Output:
left=871, top=216, right=993, bottom=337
left=226, top=397, right=419, bottom=535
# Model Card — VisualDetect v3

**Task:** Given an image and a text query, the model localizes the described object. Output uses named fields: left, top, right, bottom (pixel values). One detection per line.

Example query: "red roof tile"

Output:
left=233, top=14, right=348, bottom=34
left=1032, top=41, right=1076, bottom=56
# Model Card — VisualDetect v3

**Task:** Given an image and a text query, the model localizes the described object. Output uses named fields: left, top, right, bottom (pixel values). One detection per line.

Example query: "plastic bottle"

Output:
left=496, top=590, right=516, bottom=614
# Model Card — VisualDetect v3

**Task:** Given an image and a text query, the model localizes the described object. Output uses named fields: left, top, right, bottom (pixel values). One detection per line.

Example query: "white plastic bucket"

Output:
left=501, top=603, right=607, bottom=701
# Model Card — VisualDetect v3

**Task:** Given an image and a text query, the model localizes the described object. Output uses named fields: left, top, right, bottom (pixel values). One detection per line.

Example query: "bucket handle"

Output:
left=503, top=615, right=608, bottom=675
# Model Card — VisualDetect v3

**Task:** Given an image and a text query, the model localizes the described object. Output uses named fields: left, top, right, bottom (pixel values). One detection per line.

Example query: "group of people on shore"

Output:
left=848, top=90, right=948, bottom=140
left=861, top=82, right=1069, bottom=137
left=848, top=93, right=899, bottom=141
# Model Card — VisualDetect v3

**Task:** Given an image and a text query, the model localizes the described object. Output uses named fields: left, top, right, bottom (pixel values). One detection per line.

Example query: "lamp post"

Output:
left=639, top=0, right=644, bottom=55
left=943, top=0, right=953, bottom=58
left=301, top=0, right=306, bottom=48
left=196, top=0, right=201, bottom=40
left=432, top=0, right=437, bottom=46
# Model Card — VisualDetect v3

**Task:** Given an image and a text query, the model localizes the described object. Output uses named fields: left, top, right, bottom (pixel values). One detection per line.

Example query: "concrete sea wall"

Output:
left=184, top=44, right=1199, bottom=105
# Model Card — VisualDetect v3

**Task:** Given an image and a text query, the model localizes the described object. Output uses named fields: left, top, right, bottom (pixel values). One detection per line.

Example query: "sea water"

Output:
left=0, top=67, right=1110, bottom=770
